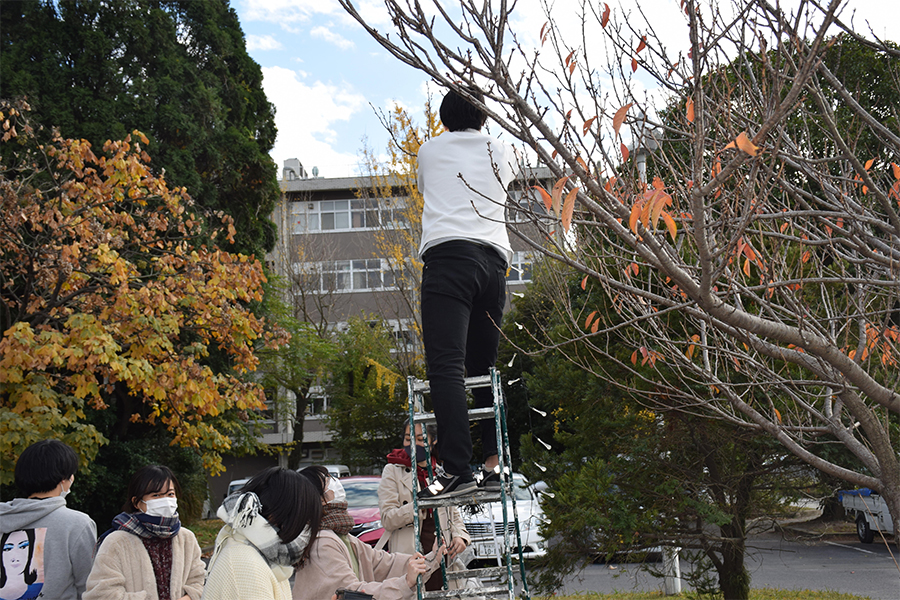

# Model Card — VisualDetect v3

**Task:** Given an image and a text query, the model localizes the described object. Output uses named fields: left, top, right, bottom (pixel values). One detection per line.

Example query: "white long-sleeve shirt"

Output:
left=417, top=129, right=517, bottom=264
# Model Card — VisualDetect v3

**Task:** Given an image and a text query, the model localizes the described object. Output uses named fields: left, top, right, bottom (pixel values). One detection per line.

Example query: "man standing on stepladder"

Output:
left=416, top=86, right=517, bottom=499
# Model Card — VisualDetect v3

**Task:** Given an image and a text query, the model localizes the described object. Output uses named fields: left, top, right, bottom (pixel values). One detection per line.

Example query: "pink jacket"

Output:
left=292, top=529, right=438, bottom=600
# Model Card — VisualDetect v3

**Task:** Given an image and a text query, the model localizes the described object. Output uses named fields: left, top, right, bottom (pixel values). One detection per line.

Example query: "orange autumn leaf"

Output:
left=621, top=142, right=630, bottom=162
left=601, top=3, right=611, bottom=27
left=561, top=187, right=578, bottom=232
left=636, top=36, right=647, bottom=53
left=585, top=310, right=598, bottom=330
left=581, top=275, right=588, bottom=290
left=583, top=116, right=597, bottom=135
left=613, top=103, right=632, bottom=137
left=631, top=56, right=638, bottom=72
left=662, top=212, right=678, bottom=241
left=576, top=156, right=589, bottom=174
left=686, top=97, right=695, bottom=123
left=533, top=185, right=553, bottom=212
left=540, top=22, right=549, bottom=45
left=735, top=131, right=759, bottom=156
left=550, top=176, right=570, bottom=215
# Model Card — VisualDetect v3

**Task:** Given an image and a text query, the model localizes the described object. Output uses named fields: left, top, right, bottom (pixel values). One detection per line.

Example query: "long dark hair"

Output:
left=123, top=465, right=180, bottom=513
left=298, top=465, right=329, bottom=499
left=242, top=467, right=321, bottom=563
left=1, top=529, right=38, bottom=587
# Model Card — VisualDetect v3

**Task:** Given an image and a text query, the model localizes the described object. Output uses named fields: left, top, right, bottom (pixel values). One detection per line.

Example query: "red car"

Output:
left=343, top=476, right=385, bottom=546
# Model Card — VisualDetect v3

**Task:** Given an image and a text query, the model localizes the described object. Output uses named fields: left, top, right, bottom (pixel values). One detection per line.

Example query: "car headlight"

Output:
left=360, top=519, right=382, bottom=533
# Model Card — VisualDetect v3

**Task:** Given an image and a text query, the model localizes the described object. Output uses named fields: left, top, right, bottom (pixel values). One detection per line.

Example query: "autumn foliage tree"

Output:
left=340, top=0, right=900, bottom=553
left=356, top=103, right=443, bottom=373
left=0, top=100, right=285, bottom=484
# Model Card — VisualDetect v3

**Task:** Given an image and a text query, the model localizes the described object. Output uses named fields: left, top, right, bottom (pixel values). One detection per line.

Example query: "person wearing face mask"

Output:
left=292, top=466, right=446, bottom=600
left=83, top=465, right=204, bottom=600
left=377, top=423, right=470, bottom=591
left=0, top=440, right=97, bottom=600
left=203, top=467, right=321, bottom=600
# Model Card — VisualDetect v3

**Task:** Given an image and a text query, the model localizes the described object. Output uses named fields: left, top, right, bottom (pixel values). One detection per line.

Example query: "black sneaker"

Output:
left=417, top=472, right=477, bottom=499
left=475, top=464, right=502, bottom=490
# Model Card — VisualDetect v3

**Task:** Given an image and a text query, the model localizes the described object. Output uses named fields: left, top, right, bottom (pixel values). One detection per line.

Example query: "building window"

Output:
left=507, top=189, right=549, bottom=223
left=507, top=251, right=534, bottom=282
left=295, top=259, right=401, bottom=292
left=291, top=198, right=408, bottom=233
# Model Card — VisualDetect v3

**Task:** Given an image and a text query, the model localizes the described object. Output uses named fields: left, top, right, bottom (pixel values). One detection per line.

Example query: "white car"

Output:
left=461, top=473, right=547, bottom=564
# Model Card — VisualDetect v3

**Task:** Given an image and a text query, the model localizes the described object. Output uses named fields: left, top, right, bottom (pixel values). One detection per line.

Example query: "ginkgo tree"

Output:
left=0, top=100, right=286, bottom=482
left=340, top=0, right=900, bottom=543
left=356, top=102, right=443, bottom=372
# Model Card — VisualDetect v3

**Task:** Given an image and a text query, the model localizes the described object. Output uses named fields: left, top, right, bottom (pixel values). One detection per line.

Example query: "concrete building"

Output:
left=208, top=158, right=551, bottom=501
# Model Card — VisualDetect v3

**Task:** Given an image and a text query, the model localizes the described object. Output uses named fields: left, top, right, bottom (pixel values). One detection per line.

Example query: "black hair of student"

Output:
left=298, top=465, right=330, bottom=498
left=242, top=467, right=322, bottom=551
left=14, top=439, right=78, bottom=496
left=123, top=465, right=181, bottom=513
left=0, top=529, right=38, bottom=587
left=439, top=87, right=487, bottom=132
left=404, top=422, right=438, bottom=444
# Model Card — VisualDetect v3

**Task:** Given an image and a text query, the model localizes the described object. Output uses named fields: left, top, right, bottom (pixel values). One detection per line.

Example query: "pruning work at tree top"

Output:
left=339, top=0, right=900, bottom=543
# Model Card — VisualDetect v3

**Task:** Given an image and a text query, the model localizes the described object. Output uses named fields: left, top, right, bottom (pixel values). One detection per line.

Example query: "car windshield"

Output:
left=343, top=480, right=381, bottom=508
left=512, top=481, right=532, bottom=502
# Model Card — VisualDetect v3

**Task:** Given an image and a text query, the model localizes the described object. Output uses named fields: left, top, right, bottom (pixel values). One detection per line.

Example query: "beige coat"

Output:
left=84, top=529, right=205, bottom=600
left=377, top=463, right=470, bottom=554
left=292, top=530, right=438, bottom=600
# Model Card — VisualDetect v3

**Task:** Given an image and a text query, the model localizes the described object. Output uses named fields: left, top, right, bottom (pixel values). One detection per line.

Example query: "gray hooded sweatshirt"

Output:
left=0, top=496, right=97, bottom=600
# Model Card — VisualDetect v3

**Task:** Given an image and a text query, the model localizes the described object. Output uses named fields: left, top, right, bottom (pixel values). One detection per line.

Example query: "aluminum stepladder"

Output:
left=408, top=367, right=530, bottom=600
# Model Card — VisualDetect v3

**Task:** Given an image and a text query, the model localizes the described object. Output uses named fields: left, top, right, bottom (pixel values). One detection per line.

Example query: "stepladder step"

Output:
left=417, top=489, right=501, bottom=509
left=422, top=586, right=509, bottom=600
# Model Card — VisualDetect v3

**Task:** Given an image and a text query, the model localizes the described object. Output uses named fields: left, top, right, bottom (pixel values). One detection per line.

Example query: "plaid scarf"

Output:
left=210, top=492, right=311, bottom=580
left=321, top=501, right=355, bottom=535
left=111, top=511, right=181, bottom=539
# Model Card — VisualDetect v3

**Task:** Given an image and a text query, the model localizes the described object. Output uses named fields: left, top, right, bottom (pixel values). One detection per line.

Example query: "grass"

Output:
left=541, top=591, right=873, bottom=600
left=186, top=518, right=223, bottom=550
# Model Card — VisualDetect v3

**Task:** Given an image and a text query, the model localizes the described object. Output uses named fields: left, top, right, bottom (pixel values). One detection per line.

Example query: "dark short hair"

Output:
left=440, top=87, right=487, bottom=132
left=243, top=467, right=321, bottom=556
left=14, top=440, right=79, bottom=496
left=123, top=465, right=181, bottom=513
left=298, top=465, right=329, bottom=498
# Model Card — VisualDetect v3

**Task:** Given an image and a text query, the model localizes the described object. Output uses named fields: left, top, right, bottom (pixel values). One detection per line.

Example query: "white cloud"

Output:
left=310, top=25, right=355, bottom=50
left=237, top=0, right=340, bottom=24
left=246, top=34, right=283, bottom=51
left=262, top=66, right=367, bottom=178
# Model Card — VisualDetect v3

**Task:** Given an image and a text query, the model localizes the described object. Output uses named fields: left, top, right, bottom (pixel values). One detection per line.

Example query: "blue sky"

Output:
left=233, top=0, right=897, bottom=180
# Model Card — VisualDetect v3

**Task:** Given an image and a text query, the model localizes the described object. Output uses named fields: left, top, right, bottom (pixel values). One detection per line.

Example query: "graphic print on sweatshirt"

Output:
left=0, top=528, right=46, bottom=600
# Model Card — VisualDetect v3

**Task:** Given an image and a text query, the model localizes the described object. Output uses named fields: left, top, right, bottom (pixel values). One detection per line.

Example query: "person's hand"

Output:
left=178, top=595, right=190, bottom=600
left=447, top=537, right=467, bottom=562
left=425, top=542, right=448, bottom=569
left=405, top=552, right=429, bottom=588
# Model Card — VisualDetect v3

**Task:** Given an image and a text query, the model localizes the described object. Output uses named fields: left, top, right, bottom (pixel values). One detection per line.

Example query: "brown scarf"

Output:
left=321, top=502, right=355, bottom=535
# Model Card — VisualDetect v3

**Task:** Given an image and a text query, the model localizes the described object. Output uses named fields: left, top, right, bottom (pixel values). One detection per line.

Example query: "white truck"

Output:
left=839, top=488, right=894, bottom=543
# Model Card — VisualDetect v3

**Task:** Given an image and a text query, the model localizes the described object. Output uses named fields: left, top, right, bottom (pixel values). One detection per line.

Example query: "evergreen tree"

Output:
left=0, top=0, right=279, bottom=256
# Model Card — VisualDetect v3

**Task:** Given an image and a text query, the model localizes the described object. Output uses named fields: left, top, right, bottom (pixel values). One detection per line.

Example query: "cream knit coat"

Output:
left=83, top=529, right=205, bottom=600
left=202, top=537, right=293, bottom=600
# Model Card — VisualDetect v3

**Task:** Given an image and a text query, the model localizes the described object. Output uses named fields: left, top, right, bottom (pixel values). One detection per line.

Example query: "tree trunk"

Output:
left=718, top=520, right=750, bottom=600
left=288, top=392, right=308, bottom=471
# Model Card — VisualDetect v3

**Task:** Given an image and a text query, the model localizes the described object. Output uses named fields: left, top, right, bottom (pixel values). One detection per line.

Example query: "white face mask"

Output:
left=59, top=476, right=74, bottom=500
left=326, top=476, right=346, bottom=504
left=143, top=497, right=178, bottom=518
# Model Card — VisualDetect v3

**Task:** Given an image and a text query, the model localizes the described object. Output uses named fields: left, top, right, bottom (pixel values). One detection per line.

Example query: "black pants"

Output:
left=421, top=240, right=506, bottom=476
